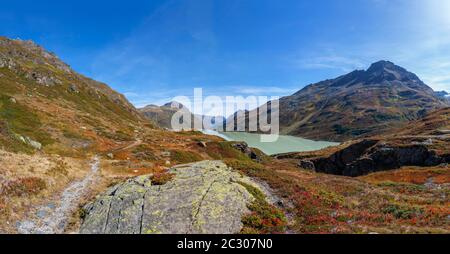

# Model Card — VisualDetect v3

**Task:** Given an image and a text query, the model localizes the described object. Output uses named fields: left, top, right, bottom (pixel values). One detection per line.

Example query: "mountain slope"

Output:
left=139, top=102, right=195, bottom=129
left=235, top=61, right=448, bottom=142
left=0, top=37, right=148, bottom=155
left=283, top=61, right=448, bottom=141
left=395, top=107, right=450, bottom=137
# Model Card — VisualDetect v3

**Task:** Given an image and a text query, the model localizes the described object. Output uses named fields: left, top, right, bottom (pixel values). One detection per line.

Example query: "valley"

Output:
left=0, top=37, right=448, bottom=234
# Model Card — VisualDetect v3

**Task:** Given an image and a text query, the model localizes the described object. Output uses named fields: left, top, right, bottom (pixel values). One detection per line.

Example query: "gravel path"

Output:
left=17, top=156, right=100, bottom=234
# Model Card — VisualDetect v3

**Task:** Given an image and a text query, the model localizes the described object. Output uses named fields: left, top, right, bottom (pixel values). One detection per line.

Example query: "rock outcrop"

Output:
left=80, top=161, right=267, bottom=234
left=231, top=142, right=263, bottom=162
left=303, top=140, right=445, bottom=177
left=15, top=135, right=42, bottom=150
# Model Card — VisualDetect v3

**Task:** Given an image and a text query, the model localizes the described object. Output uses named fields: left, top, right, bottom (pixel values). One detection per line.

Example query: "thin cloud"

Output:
left=294, top=55, right=367, bottom=73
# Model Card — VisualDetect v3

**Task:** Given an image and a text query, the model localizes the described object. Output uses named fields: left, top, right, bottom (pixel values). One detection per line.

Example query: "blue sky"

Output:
left=1, top=0, right=450, bottom=109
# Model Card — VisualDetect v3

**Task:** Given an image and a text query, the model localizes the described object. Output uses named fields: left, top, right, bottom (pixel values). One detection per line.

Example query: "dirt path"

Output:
left=17, top=156, right=100, bottom=234
left=109, top=138, right=143, bottom=153
left=120, top=139, right=142, bottom=151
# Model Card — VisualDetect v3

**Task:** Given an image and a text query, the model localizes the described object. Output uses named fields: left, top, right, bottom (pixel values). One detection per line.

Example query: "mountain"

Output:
left=139, top=102, right=225, bottom=130
left=435, top=91, right=450, bottom=104
left=0, top=37, right=148, bottom=155
left=435, top=90, right=448, bottom=98
left=232, top=61, right=448, bottom=142
left=139, top=102, right=192, bottom=129
left=1, top=37, right=449, bottom=235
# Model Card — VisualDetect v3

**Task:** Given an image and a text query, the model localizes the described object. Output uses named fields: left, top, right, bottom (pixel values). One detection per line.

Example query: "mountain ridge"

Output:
left=229, top=60, right=448, bottom=142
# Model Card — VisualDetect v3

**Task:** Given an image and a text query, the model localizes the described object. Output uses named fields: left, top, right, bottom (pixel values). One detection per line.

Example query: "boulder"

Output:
left=298, top=160, right=315, bottom=170
left=160, top=151, right=171, bottom=157
left=79, top=161, right=267, bottom=234
left=25, top=137, right=42, bottom=150
left=232, top=142, right=262, bottom=162
left=16, top=135, right=42, bottom=150
left=68, top=84, right=79, bottom=93
left=198, top=141, right=207, bottom=148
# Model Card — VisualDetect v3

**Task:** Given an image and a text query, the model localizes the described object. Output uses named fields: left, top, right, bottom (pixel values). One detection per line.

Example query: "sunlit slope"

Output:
left=0, top=37, right=151, bottom=155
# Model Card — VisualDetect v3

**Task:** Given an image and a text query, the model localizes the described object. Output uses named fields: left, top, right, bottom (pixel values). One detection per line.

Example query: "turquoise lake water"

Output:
left=201, top=130, right=339, bottom=155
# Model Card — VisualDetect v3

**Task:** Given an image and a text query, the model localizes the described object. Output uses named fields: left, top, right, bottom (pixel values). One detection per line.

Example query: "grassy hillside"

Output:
left=0, top=37, right=150, bottom=156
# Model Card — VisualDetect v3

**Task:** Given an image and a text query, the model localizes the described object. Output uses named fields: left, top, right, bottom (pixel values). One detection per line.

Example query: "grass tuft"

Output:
left=150, top=172, right=175, bottom=185
left=170, top=150, right=202, bottom=164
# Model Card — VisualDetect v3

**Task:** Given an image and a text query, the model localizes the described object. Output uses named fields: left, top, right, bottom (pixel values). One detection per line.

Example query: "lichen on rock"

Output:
left=79, top=160, right=269, bottom=234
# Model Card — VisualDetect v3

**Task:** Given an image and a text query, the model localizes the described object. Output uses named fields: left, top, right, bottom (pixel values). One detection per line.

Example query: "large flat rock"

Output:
left=80, top=160, right=265, bottom=234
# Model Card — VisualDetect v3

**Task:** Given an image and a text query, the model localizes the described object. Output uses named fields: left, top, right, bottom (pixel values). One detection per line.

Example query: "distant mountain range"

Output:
left=229, top=60, right=449, bottom=141
left=139, top=102, right=188, bottom=130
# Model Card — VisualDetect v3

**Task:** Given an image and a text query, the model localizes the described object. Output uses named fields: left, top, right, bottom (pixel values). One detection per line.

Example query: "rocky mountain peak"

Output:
left=364, top=60, right=421, bottom=84
left=366, top=60, right=397, bottom=72
left=163, top=101, right=185, bottom=109
left=318, top=60, right=424, bottom=89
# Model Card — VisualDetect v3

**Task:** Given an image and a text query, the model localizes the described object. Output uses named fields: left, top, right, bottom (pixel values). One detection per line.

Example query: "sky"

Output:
left=1, top=0, right=450, bottom=113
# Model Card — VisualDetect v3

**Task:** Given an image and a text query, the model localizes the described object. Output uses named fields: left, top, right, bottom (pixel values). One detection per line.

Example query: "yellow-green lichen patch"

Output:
left=80, top=160, right=276, bottom=234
